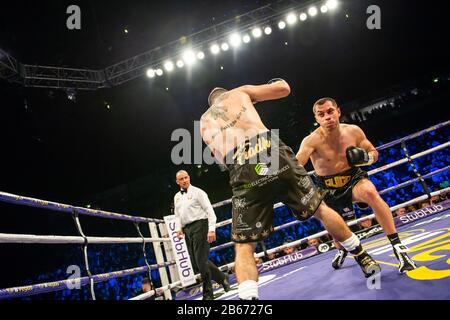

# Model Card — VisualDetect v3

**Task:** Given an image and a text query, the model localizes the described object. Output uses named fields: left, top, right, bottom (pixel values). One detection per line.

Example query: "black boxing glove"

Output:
left=267, top=78, right=286, bottom=84
left=346, top=146, right=374, bottom=167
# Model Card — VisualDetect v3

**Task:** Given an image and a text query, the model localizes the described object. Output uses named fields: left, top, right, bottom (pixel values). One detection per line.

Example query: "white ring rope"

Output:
left=367, top=141, right=449, bottom=176
left=0, top=191, right=164, bottom=224
left=130, top=273, right=204, bottom=301
left=0, top=234, right=170, bottom=244
left=0, top=261, right=177, bottom=300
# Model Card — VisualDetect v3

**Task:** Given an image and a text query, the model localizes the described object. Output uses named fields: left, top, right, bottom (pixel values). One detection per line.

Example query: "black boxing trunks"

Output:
left=225, top=132, right=323, bottom=243
left=314, top=167, right=368, bottom=221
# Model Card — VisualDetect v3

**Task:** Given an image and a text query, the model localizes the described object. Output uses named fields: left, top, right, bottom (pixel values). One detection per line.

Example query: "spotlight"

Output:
left=308, top=7, right=318, bottom=16
left=286, top=13, right=297, bottom=25
left=221, top=43, right=229, bottom=51
left=229, top=33, right=241, bottom=47
left=243, top=34, right=251, bottom=43
left=300, top=13, right=308, bottom=21
left=210, top=44, right=220, bottom=55
left=182, top=50, right=196, bottom=65
left=326, top=0, right=338, bottom=10
left=278, top=21, right=286, bottom=29
left=156, top=69, right=163, bottom=76
left=197, top=51, right=205, bottom=60
left=252, top=27, right=262, bottom=38
left=164, top=61, right=174, bottom=72
left=264, top=26, right=272, bottom=35
left=321, top=5, right=328, bottom=13
left=146, top=68, right=155, bottom=78
left=176, top=60, right=184, bottom=68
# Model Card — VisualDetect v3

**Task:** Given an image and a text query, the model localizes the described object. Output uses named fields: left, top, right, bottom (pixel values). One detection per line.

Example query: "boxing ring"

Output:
left=192, top=202, right=450, bottom=300
left=0, top=121, right=449, bottom=300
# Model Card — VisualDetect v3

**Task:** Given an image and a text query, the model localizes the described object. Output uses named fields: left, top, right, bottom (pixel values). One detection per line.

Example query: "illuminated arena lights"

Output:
left=3, top=2, right=342, bottom=89
left=146, top=1, right=339, bottom=81
left=229, top=33, right=242, bottom=48
left=326, top=0, right=338, bottom=10
left=251, top=27, right=262, bottom=38
left=286, top=13, right=297, bottom=25
left=182, top=50, right=197, bottom=65
left=196, top=51, right=205, bottom=60
left=221, top=42, right=230, bottom=51
left=146, top=68, right=155, bottom=78
left=308, top=6, right=318, bottom=17
left=163, top=61, right=174, bottom=72
left=210, top=44, right=220, bottom=55
left=176, top=60, right=184, bottom=68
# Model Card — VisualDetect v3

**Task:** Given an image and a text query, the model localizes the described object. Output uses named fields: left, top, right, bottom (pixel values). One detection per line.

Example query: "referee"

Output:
left=174, top=170, right=230, bottom=300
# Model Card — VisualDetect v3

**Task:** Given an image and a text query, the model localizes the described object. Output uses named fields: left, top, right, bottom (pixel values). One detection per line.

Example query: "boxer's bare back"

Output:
left=200, top=83, right=290, bottom=163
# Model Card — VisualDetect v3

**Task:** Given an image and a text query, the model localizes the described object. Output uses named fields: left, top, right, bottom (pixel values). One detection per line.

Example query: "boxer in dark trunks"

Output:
left=296, top=97, right=417, bottom=274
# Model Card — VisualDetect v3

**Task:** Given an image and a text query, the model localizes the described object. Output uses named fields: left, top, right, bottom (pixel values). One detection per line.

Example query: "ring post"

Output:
left=148, top=222, right=172, bottom=300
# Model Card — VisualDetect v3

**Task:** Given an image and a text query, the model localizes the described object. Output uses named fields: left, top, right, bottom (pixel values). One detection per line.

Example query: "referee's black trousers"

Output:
left=183, top=219, right=225, bottom=298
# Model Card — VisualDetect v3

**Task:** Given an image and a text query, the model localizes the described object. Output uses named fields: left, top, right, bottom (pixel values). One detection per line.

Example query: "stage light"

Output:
left=252, top=27, right=262, bottom=38
left=182, top=50, right=196, bottom=65
left=210, top=44, right=220, bottom=55
left=326, top=0, right=338, bottom=10
left=287, top=13, right=297, bottom=25
left=243, top=34, right=251, bottom=43
left=221, top=43, right=229, bottom=51
left=229, top=33, right=242, bottom=47
left=321, top=5, right=328, bottom=13
left=264, top=26, right=272, bottom=35
left=146, top=69, right=155, bottom=78
left=164, top=61, right=174, bottom=72
left=300, top=13, right=308, bottom=21
left=156, top=69, right=163, bottom=76
left=278, top=21, right=286, bottom=29
left=176, top=60, right=184, bottom=68
left=197, top=51, right=205, bottom=60
left=308, top=7, right=318, bottom=17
